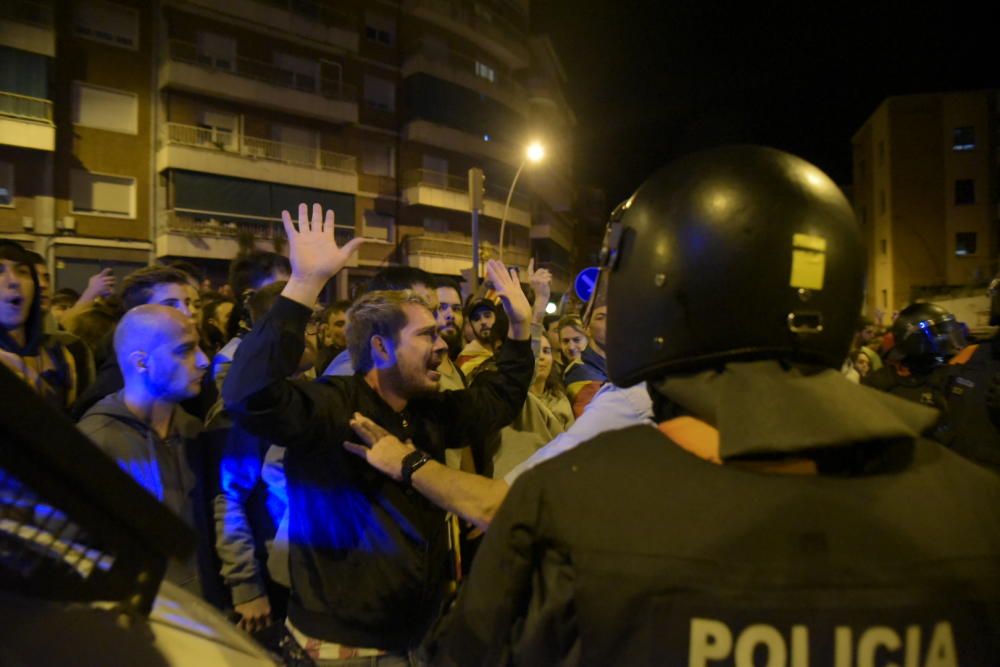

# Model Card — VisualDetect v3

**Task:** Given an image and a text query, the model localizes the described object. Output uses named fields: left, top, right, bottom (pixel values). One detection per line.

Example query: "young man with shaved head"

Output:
left=78, top=304, right=210, bottom=595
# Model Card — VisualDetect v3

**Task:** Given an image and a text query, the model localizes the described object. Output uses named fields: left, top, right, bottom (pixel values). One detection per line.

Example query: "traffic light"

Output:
left=468, top=167, right=485, bottom=211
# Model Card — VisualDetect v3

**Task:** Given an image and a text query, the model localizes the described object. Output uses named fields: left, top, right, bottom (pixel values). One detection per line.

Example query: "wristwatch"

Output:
left=401, top=450, right=432, bottom=487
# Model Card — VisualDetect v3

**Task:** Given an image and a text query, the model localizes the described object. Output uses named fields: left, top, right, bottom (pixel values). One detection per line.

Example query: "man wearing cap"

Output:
left=456, top=296, right=504, bottom=377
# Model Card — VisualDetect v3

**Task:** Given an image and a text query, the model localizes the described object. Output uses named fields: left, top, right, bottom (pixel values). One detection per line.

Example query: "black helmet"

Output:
left=602, top=145, right=865, bottom=387
left=891, top=302, right=966, bottom=360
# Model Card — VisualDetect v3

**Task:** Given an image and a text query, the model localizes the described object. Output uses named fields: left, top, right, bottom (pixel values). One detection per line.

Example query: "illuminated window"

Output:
left=953, top=127, right=975, bottom=151
left=955, top=179, right=975, bottom=205
left=72, top=82, right=138, bottom=134
left=955, top=232, right=977, bottom=256
left=475, top=61, right=495, bottom=82
left=75, top=0, right=138, bottom=50
left=71, top=170, right=135, bottom=218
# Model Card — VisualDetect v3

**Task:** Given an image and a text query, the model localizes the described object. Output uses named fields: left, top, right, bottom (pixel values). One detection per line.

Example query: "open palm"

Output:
left=282, top=203, right=365, bottom=283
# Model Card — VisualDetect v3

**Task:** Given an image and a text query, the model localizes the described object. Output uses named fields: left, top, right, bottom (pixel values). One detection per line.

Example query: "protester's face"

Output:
left=324, top=309, right=347, bottom=348
left=588, top=306, right=607, bottom=349
left=560, top=325, right=588, bottom=362
left=145, top=320, right=209, bottom=401
left=209, top=302, right=233, bottom=335
left=435, top=287, right=462, bottom=343
left=392, top=303, right=448, bottom=396
left=470, top=308, right=495, bottom=343
left=854, top=353, right=871, bottom=377
left=33, top=263, right=51, bottom=312
left=860, top=326, right=878, bottom=343
left=148, top=283, right=196, bottom=320
left=536, top=335, right=554, bottom=383
left=185, top=284, right=202, bottom=321
left=0, top=259, right=34, bottom=331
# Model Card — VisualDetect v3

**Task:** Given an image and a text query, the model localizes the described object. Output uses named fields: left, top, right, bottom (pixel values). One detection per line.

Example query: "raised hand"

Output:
left=486, top=259, right=532, bottom=340
left=80, top=268, right=116, bottom=303
left=527, top=258, right=552, bottom=323
left=281, top=203, right=366, bottom=306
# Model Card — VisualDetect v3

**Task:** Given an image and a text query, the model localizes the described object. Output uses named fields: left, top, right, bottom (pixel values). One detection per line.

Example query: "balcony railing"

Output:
left=403, top=38, right=524, bottom=100
left=0, top=91, right=53, bottom=123
left=0, top=0, right=53, bottom=27
left=402, top=168, right=529, bottom=210
left=251, top=0, right=353, bottom=30
left=164, top=122, right=356, bottom=173
left=405, top=232, right=530, bottom=267
left=167, top=39, right=356, bottom=102
left=408, top=0, right=525, bottom=54
left=164, top=209, right=355, bottom=243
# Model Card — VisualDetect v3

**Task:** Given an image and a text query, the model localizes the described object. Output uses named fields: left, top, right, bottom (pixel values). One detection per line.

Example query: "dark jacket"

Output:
left=77, top=391, right=207, bottom=596
left=428, top=361, right=1000, bottom=666
left=223, top=296, right=534, bottom=651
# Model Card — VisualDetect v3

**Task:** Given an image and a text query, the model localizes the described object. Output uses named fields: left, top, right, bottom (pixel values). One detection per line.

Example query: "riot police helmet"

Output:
left=891, top=302, right=966, bottom=361
left=602, top=145, right=866, bottom=387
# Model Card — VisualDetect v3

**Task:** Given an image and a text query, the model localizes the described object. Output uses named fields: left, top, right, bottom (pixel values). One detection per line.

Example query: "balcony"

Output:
left=402, top=169, right=530, bottom=228
left=404, top=0, right=528, bottom=70
left=0, top=0, right=54, bottom=57
left=402, top=120, right=521, bottom=169
left=530, top=210, right=574, bottom=252
left=158, top=122, right=357, bottom=193
left=401, top=39, right=527, bottom=116
left=157, top=208, right=358, bottom=261
left=0, top=91, right=54, bottom=151
left=176, top=0, right=357, bottom=52
left=404, top=232, right=530, bottom=275
left=161, top=40, right=358, bottom=124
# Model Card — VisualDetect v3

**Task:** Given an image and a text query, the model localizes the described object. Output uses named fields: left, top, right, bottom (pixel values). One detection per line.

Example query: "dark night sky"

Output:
left=532, top=1, right=999, bottom=208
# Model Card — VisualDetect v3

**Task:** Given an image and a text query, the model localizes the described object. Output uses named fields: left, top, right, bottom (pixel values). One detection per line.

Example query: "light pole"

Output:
left=498, top=141, right=544, bottom=264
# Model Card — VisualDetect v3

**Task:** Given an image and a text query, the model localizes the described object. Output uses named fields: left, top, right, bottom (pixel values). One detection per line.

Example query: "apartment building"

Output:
left=852, top=91, right=998, bottom=319
left=0, top=0, right=579, bottom=297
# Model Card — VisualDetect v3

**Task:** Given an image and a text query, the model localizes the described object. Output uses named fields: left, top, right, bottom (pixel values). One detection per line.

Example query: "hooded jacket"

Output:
left=78, top=391, right=205, bottom=595
left=0, top=241, right=77, bottom=410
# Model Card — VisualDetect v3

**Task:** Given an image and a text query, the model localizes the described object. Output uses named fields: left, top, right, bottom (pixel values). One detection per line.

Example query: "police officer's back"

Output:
left=426, top=146, right=1000, bottom=666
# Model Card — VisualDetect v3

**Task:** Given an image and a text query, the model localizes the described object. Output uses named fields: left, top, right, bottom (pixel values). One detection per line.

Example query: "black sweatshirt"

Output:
left=223, top=296, right=533, bottom=650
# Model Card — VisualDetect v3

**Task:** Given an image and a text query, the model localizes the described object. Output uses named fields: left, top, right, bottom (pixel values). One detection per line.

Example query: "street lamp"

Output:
left=498, top=141, right=544, bottom=264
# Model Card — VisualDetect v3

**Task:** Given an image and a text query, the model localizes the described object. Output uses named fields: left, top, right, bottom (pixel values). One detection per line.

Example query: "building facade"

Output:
left=0, top=0, right=579, bottom=297
left=852, top=91, right=998, bottom=320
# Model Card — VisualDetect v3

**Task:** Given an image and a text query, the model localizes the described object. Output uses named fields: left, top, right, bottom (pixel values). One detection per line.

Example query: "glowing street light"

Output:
left=499, top=141, right=545, bottom=263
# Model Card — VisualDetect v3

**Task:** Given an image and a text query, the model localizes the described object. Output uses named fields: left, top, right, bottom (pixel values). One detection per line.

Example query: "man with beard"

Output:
left=223, top=203, right=534, bottom=662
left=457, top=297, right=504, bottom=376
left=433, top=278, right=465, bottom=382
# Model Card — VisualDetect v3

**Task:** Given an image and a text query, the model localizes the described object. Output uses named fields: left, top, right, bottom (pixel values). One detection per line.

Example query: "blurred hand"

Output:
left=527, top=258, right=552, bottom=321
left=234, top=595, right=271, bottom=634
left=80, top=268, right=116, bottom=302
left=282, top=203, right=365, bottom=285
left=344, top=412, right=416, bottom=482
left=486, top=259, right=532, bottom=337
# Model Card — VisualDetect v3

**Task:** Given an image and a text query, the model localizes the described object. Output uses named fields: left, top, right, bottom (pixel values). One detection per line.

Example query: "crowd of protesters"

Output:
left=2, top=144, right=1000, bottom=663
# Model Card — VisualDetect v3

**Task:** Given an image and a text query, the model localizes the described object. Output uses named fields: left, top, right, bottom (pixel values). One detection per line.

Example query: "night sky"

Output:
left=532, top=1, right=999, bottom=208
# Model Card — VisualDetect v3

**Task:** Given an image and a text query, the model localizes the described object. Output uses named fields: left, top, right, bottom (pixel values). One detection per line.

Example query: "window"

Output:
left=274, top=52, right=318, bottom=93
left=71, top=82, right=137, bottom=134
left=271, top=125, right=317, bottom=164
left=421, top=155, right=449, bottom=187
left=363, top=210, right=394, bottom=242
left=365, top=13, right=395, bottom=46
left=475, top=61, right=496, bottom=82
left=75, top=1, right=138, bottom=50
left=361, top=143, right=395, bottom=176
left=199, top=110, right=238, bottom=146
left=955, top=232, right=977, bottom=256
left=197, top=32, right=236, bottom=71
left=953, top=127, right=975, bottom=151
left=364, top=75, right=395, bottom=112
left=71, top=170, right=135, bottom=217
left=423, top=217, right=449, bottom=234
left=955, top=179, right=975, bottom=205
left=880, top=239, right=887, bottom=255
left=0, top=162, right=13, bottom=206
